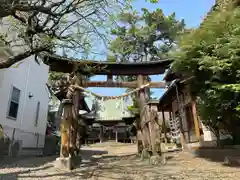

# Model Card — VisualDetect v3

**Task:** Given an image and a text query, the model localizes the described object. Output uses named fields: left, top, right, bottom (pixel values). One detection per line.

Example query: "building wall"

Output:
left=170, top=85, right=231, bottom=144
left=0, top=56, right=49, bottom=149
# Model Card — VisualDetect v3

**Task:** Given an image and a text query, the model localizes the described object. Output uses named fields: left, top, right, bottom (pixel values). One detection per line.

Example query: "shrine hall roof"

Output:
left=95, top=99, right=134, bottom=121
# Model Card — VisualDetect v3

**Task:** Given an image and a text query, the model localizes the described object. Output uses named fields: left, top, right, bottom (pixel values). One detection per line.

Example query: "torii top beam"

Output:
left=43, top=54, right=172, bottom=75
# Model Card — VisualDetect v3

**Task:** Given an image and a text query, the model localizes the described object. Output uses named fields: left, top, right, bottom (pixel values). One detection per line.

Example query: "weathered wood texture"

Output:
left=60, top=103, right=72, bottom=157
left=44, top=54, right=171, bottom=75
left=191, top=102, right=201, bottom=141
left=136, top=75, right=160, bottom=157
left=161, top=110, right=167, bottom=143
left=149, top=107, right=163, bottom=155
left=138, top=102, right=163, bottom=156
left=136, top=75, right=146, bottom=154
left=59, top=74, right=87, bottom=160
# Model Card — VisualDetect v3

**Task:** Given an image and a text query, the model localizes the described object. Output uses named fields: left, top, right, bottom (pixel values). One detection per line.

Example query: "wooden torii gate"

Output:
left=44, top=54, right=171, bottom=169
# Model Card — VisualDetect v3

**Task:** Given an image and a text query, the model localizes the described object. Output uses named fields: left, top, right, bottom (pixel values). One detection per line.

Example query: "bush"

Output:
left=43, top=135, right=60, bottom=156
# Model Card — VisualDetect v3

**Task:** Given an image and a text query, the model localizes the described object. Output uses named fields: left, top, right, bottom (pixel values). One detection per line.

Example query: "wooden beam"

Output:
left=86, top=81, right=165, bottom=88
left=45, top=54, right=172, bottom=75
left=107, top=75, right=113, bottom=81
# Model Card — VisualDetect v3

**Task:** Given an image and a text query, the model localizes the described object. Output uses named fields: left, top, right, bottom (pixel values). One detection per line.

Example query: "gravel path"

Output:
left=1, top=143, right=240, bottom=180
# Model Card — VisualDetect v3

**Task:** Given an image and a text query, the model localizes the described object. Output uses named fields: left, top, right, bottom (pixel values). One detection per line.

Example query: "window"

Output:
left=35, top=101, right=40, bottom=126
left=8, top=86, right=21, bottom=119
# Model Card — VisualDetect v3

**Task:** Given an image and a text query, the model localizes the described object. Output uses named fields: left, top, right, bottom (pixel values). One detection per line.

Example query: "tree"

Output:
left=0, top=0, right=129, bottom=69
left=108, top=7, right=184, bottom=109
left=108, top=6, right=184, bottom=90
left=109, top=8, right=184, bottom=62
left=108, top=7, right=184, bottom=158
left=172, top=2, right=240, bottom=144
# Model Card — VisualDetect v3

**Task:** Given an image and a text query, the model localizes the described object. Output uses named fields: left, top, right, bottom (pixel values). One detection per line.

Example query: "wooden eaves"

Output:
left=158, top=76, right=195, bottom=111
left=158, top=80, right=183, bottom=111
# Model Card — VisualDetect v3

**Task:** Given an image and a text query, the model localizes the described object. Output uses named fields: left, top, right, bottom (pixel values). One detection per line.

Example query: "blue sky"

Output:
left=88, top=0, right=215, bottom=99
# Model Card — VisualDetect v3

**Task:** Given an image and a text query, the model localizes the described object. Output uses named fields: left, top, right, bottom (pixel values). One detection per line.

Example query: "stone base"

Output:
left=224, top=156, right=240, bottom=166
left=149, top=155, right=166, bottom=165
left=55, top=157, right=73, bottom=170
left=140, top=149, right=151, bottom=160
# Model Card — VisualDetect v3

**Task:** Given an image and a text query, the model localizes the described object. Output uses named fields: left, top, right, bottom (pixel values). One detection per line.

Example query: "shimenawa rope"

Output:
left=70, top=83, right=150, bottom=99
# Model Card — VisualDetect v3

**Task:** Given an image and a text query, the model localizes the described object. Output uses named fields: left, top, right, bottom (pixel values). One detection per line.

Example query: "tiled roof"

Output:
left=95, top=99, right=133, bottom=121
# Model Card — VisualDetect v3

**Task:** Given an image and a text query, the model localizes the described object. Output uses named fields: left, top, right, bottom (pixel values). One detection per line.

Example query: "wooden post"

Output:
left=191, top=101, right=201, bottom=141
left=115, top=126, right=118, bottom=143
left=148, top=107, right=157, bottom=155
left=99, top=125, right=103, bottom=143
left=107, top=74, right=113, bottom=82
left=71, top=92, right=80, bottom=156
left=136, top=75, right=146, bottom=153
left=168, top=111, right=173, bottom=143
left=60, top=101, right=72, bottom=158
left=137, top=75, right=153, bottom=158
left=169, top=111, right=172, bottom=120
left=162, top=110, right=167, bottom=143
left=174, top=84, right=186, bottom=149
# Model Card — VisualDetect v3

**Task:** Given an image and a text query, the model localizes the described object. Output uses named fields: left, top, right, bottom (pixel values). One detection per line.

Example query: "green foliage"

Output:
left=109, top=6, right=184, bottom=112
left=172, top=6, right=240, bottom=143
left=109, top=8, right=184, bottom=63
left=147, top=0, right=159, bottom=3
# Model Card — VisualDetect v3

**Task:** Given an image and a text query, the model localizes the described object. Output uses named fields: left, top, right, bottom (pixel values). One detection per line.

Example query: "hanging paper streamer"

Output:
left=74, top=83, right=151, bottom=120
left=169, top=116, right=181, bottom=139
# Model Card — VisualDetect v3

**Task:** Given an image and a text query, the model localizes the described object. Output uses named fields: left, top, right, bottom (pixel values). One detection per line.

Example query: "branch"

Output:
left=59, top=10, right=97, bottom=36
left=0, top=46, right=50, bottom=69
left=0, top=4, right=55, bottom=17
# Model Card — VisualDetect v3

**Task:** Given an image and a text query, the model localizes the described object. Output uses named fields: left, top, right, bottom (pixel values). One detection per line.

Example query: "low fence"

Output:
left=0, top=125, right=46, bottom=157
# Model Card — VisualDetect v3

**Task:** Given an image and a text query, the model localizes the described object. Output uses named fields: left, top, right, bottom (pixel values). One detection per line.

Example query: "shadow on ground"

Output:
left=192, top=147, right=240, bottom=167
left=0, top=149, right=108, bottom=180
left=0, top=149, right=179, bottom=180
left=0, top=155, right=58, bottom=168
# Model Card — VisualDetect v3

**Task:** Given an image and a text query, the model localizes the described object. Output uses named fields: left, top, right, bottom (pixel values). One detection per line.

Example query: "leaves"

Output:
left=172, top=3, right=240, bottom=141
left=146, top=0, right=159, bottom=3
left=109, top=8, right=184, bottom=63
left=108, top=6, right=184, bottom=111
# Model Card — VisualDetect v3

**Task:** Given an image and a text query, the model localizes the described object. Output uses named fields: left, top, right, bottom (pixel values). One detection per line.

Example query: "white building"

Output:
left=0, top=53, right=50, bottom=155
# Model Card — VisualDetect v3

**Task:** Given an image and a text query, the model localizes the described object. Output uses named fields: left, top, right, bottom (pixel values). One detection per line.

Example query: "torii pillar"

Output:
left=55, top=99, right=74, bottom=170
